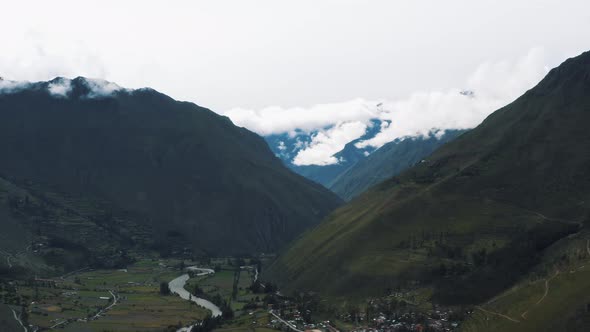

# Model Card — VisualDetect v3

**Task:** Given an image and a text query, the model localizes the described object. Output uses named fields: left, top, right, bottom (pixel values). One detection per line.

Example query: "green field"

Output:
left=186, top=267, right=259, bottom=312
left=6, top=258, right=209, bottom=331
left=0, top=255, right=285, bottom=332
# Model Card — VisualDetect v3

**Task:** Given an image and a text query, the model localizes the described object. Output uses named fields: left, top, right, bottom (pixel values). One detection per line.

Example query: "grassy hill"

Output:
left=266, top=50, right=590, bottom=315
left=0, top=77, right=342, bottom=274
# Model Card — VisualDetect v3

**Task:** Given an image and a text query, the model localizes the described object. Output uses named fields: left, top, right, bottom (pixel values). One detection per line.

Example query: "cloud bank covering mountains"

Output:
left=0, top=48, right=551, bottom=168
left=224, top=48, right=550, bottom=166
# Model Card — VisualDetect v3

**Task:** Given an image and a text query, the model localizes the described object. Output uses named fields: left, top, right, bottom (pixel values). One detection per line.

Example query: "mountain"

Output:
left=330, top=129, right=467, bottom=200
left=266, top=49, right=590, bottom=317
left=0, top=77, right=342, bottom=274
left=264, top=120, right=381, bottom=187
left=265, top=122, right=465, bottom=200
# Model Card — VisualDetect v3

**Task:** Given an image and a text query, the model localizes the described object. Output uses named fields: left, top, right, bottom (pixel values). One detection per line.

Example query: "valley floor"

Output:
left=4, top=233, right=590, bottom=332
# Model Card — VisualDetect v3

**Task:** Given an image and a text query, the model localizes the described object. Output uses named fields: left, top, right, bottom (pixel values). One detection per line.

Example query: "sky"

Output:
left=2, top=0, right=590, bottom=165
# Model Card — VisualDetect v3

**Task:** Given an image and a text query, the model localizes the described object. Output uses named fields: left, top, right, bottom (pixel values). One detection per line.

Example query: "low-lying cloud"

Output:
left=293, top=121, right=368, bottom=166
left=223, top=99, right=378, bottom=137
left=0, top=79, right=31, bottom=94
left=0, top=76, right=127, bottom=99
left=47, top=78, right=72, bottom=97
left=224, top=48, right=550, bottom=166
left=83, top=78, right=124, bottom=98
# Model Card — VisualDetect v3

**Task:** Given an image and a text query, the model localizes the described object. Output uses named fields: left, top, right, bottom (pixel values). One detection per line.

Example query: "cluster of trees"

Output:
left=192, top=284, right=204, bottom=297
left=249, top=280, right=277, bottom=294
left=435, top=262, right=470, bottom=277
left=0, top=282, right=21, bottom=305
left=231, top=269, right=240, bottom=300
left=208, top=293, right=233, bottom=319
left=190, top=316, right=222, bottom=332
left=398, top=230, right=455, bottom=250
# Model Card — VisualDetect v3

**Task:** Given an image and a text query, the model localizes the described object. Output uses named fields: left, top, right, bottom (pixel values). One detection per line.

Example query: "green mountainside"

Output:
left=0, top=77, right=342, bottom=275
left=267, top=50, right=590, bottom=318
left=330, top=130, right=467, bottom=200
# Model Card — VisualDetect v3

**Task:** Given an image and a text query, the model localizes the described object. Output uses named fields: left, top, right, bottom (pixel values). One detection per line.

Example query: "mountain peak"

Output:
left=49, top=76, right=126, bottom=99
left=533, top=50, right=590, bottom=94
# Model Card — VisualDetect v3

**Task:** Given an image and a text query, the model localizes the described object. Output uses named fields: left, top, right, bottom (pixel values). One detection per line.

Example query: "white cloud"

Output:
left=0, top=79, right=31, bottom=94
left=225, top=48, right=550, bottom=165
left=0, top=33, right=107, bottom=84
left=83, top=78, right=124, bottom=98
left=357, top=48, right=548, bottom=148
left=223, top=99, right=377, bottom=136
left=293, top=121, right=367, bottom=166
left=47, top=78, right=72, bottom=97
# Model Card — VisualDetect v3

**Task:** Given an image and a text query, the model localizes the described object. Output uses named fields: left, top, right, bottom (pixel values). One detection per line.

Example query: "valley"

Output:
left=2, top=4, right=590, bottom=331
left=0, top=255, right=275, bottom=331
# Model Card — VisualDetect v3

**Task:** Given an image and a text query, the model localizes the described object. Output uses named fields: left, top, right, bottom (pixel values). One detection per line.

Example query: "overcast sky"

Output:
left=2, top=0, right=590, bottom=164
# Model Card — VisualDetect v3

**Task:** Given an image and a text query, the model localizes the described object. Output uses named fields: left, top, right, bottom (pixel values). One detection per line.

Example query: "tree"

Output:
left=193, top=285, right=204, bottom=296
left=159, top=282, right=171, bottom=295
left=34, top=285, right=39, bottom=301
left=236, top=257, right=246, bottom=267
left=250, top=280, right=263, bottom=293
left=221, top=301, right=234, bottom=319
left=20, top=305, right=29, bottom=326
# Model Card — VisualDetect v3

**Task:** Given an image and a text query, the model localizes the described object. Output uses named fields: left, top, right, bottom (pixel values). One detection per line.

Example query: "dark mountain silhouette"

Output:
left=0, top=77, right=342, bottom=273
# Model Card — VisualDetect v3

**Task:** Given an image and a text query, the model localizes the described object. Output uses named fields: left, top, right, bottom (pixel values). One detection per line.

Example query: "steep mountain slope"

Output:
left=330, top=129, right=466, bottom=200
left=267, top=51, right=590, bottom=309
left=0, top=77, right=342, bottom=272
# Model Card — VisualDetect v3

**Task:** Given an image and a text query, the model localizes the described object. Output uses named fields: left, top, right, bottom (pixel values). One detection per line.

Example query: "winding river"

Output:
left=168, top=266, right=222, bottom=328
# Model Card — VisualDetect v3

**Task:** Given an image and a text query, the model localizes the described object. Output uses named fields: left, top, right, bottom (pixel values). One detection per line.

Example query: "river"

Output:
left=168, top=266, right=222, bottom=332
